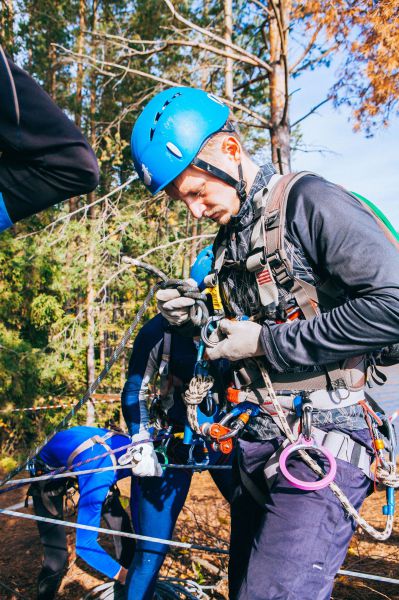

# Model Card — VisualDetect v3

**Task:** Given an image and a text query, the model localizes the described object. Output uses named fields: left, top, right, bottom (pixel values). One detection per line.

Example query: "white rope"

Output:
left=183, top=375, right=214, bottom=434
left=2, top=463, right=232, bottom=487
left=0, top=508, right=229, bottom=554
left=338, top=568, right=399, bottom=585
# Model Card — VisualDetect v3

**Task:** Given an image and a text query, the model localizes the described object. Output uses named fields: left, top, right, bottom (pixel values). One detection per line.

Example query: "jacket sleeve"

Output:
left=121, top=315, right=164, bottom=438
left=260, top=175, right=399, bottom=371
left=0, top=47, right=99, bottom=229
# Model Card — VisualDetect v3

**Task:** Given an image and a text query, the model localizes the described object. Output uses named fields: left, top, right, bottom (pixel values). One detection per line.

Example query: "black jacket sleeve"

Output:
left=0, top=46, right=99, bottom=225
left=260, top=175, right=399, bottom=371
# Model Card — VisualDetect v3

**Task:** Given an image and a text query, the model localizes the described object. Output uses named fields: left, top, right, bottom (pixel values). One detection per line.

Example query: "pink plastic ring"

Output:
left=279, top=435, right=337, bottom=491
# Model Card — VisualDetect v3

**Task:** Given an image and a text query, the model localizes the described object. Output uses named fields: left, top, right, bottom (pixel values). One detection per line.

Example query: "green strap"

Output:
left=352, top=192, right=399, bottom=242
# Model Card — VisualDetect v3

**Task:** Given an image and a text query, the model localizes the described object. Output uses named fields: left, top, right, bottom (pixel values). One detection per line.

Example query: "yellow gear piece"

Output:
left=205, top=285, right=224, bottom=311
left=374, top=438, right=385, bottom=450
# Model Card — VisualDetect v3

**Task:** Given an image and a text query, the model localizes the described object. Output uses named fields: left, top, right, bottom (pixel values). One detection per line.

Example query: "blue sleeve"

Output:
left=76, top=469, right=121, bottom=580
left=121, top=314, right=164, bottom=437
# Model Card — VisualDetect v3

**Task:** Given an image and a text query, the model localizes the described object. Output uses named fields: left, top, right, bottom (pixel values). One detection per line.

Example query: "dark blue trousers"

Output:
left=0, top=45, right=98, bottom=227
left=229, top=434, right=372, bottom=600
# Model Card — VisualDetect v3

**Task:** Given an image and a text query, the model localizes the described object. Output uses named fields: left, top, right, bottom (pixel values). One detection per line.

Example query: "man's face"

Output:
left=168, top=165, right=240, bottom=225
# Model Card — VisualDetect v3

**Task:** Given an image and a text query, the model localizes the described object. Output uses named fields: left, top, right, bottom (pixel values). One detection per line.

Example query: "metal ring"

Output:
left=200, top=316, right=224, bottom=347
left=279, top=435, right=337, bottom=491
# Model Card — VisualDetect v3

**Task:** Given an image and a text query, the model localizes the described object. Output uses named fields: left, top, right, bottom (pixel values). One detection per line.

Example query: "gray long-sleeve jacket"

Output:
left=215, top=168, right=399, bottom=374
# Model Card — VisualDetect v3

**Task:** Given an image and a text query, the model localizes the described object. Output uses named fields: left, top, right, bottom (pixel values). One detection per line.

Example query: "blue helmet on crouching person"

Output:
left=131, top=87, right=247, bottom=203
left=189, top=245, right=213, bottom=291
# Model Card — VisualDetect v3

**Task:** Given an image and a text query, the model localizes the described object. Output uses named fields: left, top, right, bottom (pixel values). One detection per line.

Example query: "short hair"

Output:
left=200, top=119, right=247, bottom=159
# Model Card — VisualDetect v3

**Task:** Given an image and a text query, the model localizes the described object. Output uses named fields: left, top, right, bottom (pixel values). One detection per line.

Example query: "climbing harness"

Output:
left=196, top=170, right=399, bottom=539
left=255, top=360, right=397, bottom=540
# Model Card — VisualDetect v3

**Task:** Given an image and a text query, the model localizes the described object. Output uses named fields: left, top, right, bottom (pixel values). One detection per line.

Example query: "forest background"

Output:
left=0, top=0, right=398, bottom=467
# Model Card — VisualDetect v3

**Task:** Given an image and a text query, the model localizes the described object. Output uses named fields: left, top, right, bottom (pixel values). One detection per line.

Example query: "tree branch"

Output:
left=162, top=0, right=272, bottom=73
left=90, top=30, right=260, bottom=68
left=16, top=176, right=138, bottom=240
left=289, top=24, right=323, bottom=74
left=291, top=96, right=332, bottom=127
left=55, top=45, right=271, bottom=128
left=291, top=44, right=338, bottom=77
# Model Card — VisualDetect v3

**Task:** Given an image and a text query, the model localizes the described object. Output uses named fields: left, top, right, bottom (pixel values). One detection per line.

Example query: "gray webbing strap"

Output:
left=67, top=431, right=118, bottom=468
left=159, top=331, right=172, bottom=377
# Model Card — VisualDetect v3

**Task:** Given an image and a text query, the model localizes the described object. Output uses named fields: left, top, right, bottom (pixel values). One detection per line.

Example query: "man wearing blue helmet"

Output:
left=131, top=87, right=399, bottom=600
left=119, top=246, right=232, bottom=600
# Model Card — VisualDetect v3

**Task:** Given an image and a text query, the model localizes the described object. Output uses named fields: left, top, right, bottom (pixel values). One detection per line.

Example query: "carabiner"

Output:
left=301, top=397, right=313, bottom=441
left=200, top=315, right=224, bottom=348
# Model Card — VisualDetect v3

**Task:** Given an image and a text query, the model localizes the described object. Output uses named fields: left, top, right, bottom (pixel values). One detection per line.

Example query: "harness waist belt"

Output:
left=233, top=388, right=364, bottom=412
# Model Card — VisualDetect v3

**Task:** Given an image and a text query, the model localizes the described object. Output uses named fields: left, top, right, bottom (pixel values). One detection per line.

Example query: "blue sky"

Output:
left=290, top=66, right=399, bottom=229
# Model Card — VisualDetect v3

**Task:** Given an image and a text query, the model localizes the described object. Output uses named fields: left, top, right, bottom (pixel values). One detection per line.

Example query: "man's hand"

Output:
left=156, top=278, right=197, bottom=325
left=206, top=319, right=264, bottom=362
left=118, top=441, right=163, bottom=477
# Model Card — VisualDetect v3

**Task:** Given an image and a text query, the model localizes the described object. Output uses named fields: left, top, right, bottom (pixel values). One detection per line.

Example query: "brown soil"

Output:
left=0, top=471, right=398, bottom=600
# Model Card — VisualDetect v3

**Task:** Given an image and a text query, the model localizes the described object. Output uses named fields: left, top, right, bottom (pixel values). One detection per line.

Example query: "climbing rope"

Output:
left=183, top=375, right=215, bottom=434
left=256, top=360, right=397, bottom=541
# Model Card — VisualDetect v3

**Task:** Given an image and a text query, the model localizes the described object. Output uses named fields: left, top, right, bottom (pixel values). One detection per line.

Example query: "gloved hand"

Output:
left=206, top=318, right=264, bottom=362
left=118, top=441, right=163, bottom=477
left=156, top=278, right=197, bottom=326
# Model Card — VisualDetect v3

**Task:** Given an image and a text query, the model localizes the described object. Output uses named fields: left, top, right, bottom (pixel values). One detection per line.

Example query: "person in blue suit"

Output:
left=30, top=425, right=134, bottom=599
left=33, top=248, right=232, bottom=600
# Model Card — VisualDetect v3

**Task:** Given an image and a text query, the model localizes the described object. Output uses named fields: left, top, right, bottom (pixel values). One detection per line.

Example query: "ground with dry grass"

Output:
left=1, top=468, right=398, bottom=600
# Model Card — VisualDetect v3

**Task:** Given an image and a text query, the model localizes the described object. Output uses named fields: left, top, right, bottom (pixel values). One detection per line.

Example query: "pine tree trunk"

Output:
left=224, top=0, right=233, bottom=100
left=268, top=0, right=292, bottom=173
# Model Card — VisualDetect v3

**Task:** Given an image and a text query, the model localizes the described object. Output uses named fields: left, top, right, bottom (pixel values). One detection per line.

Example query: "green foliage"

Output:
left=30, top=295, right=64, bottom=331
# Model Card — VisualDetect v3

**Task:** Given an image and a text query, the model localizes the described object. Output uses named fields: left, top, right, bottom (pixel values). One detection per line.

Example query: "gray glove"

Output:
left=156, top=279, right=197, bottom=326
left=206, top=318, right=264, bottom=361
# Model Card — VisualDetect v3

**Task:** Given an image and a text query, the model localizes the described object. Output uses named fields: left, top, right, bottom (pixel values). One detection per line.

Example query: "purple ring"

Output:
left=279, top=435, right=337, bottom=491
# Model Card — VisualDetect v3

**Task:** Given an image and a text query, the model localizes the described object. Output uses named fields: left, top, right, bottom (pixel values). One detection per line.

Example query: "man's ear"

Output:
left=221, top=136, right=241, bottom=162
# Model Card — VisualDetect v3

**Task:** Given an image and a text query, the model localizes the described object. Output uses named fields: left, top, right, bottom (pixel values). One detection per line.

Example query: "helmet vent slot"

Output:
left=166, top=142, right=183, bottom=158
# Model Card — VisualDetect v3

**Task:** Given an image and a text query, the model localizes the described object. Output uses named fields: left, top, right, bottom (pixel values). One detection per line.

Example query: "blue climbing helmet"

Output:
left=190, top=245, right=213, bottom=291
left=131, top=87, right=247, bottom=203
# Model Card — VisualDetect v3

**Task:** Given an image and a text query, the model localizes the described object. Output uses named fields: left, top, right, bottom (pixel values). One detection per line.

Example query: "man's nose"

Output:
left=185, top=197, right=205, bottom=219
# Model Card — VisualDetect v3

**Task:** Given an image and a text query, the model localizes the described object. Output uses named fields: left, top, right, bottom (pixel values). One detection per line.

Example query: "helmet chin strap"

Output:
left=191, top=157, right=247, bottom=205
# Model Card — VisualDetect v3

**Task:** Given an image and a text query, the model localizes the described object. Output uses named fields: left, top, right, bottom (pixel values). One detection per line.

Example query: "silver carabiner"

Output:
left=200, top=315, right=224, bottom=348
left=302, top=398, right=313, bottom=441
